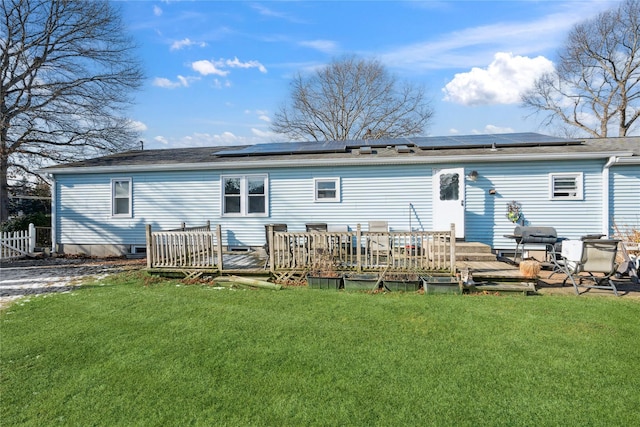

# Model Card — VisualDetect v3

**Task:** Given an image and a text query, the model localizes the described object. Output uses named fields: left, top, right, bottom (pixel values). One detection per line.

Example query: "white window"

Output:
left=314, top=178, right=340, bottom=202
left=222, top=175, right=268, bottom=216
left=549, top=173, right=583, bottom=200
left=112, top=178, right=132, bottom=217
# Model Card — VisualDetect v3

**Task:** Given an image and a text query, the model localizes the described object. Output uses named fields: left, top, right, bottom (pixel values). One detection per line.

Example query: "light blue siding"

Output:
left=464, top=159, right=605, bottom=249
left=55, top=157, right=627, bottom=251
left=609, top=165, right=640, bottom=236
left=56, top=165, right=433, bottom=248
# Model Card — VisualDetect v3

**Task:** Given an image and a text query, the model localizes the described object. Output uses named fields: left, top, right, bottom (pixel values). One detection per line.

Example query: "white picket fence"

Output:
left=1, top=223, right=36, bottom=260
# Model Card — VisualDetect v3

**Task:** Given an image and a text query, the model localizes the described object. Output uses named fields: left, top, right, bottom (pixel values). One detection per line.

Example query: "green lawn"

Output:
left=1, top=271, right=639, bottom=426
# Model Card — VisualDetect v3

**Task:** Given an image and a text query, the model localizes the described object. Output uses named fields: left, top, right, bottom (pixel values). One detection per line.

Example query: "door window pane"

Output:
left=440, top=173, right=459, bottom=201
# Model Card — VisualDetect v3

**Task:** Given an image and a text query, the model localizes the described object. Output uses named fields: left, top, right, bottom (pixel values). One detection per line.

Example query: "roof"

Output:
left=40, top=133, right=640, bottom=174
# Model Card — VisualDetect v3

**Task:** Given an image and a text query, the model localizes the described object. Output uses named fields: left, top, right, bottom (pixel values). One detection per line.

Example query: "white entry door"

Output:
left=432, top=168, right=465, bottom=238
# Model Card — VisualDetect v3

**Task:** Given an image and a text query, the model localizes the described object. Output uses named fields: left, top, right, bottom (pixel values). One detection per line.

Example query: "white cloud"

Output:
left=442, top=52, right=554, bottom=106
left=250, top=4, right=304, bottom=23
left=192, top=57, right=267, bottom=78
left=154, top=136, right=169, bottom=145
left=225, top=57, right=267, bottom=73
left=148, top=129, right=278, bottom=149
left=245, top=109, right=271, bottom=123
left=251, top=128, right=279, bottom=140
left=153, top=5, right=162, bottom=16
left=380, top=2, right=614, bottom=72
left=210, top=79, right=232, bottom=89
left=129, top=120, right=148, bottom=132
left=171, top=131, right=268, bottom=147
left=480, top=124, right=515, bottom=134
left=152, top=77, right=181, bottom=89
left=170, top=38, right=207, bottom=51
left=192, top=60, right=229, bottom=77
left=298, top=40, right=338, bottom=54
left=152, top=75, right=195, bottom=89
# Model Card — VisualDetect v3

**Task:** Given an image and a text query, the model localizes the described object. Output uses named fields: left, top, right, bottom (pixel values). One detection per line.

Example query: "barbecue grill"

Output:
left=505, top=225, right=560, bottom=262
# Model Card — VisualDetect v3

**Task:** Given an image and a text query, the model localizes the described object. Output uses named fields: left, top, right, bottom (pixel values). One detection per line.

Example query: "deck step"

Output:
left=456, top=242, right=493, bottom=254
left=466, top=282, right=537, bottom=295
left=454, top=242, right=497, bottom=262
left=456, top=253, right=498, bottom=262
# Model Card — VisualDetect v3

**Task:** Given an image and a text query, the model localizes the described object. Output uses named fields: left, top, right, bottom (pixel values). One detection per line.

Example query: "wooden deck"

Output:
left=456, top=259, right=526, bottom=280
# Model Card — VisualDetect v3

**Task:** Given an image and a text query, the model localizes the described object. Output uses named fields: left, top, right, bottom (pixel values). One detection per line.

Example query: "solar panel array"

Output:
left=215, top=133, right=581, bottom=157
left=408, top=133, right=580, bottom=150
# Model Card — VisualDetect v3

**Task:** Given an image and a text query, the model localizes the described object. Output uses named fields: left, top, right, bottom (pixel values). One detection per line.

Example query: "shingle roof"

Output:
left=40, top=133, right=640, bottom=173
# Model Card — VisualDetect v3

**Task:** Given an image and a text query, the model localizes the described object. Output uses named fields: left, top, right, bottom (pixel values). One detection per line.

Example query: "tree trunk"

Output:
left=0, top=151, right=8, bottom=223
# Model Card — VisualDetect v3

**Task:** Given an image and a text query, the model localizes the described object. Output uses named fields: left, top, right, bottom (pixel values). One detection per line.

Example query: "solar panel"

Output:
left=215, top=141, right=348, bottom=157
left=215, top=133, right=582, bottom=157
left=412, top=133, right=581, bottom=150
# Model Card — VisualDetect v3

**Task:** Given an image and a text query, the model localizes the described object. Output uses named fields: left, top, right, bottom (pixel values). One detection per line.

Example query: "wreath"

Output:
left=506, top=201, right=522, bottom=223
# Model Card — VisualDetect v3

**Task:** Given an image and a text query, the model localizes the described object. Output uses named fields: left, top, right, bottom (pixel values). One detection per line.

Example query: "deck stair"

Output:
left=464, top=281, right=537, bottom=296
left=455, top=242, right=496, bottom=262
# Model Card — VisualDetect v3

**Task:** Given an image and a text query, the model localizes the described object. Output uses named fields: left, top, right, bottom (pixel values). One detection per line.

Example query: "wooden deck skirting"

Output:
left=146, top=223, right=456, bottom=277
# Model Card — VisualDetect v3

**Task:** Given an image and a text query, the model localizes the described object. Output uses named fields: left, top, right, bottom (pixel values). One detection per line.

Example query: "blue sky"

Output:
left=120, top=0, right=621, bottom=150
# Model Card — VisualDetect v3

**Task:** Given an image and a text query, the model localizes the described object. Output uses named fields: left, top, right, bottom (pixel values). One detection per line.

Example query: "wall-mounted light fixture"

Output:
left=466, top=170, right=478, bottom=181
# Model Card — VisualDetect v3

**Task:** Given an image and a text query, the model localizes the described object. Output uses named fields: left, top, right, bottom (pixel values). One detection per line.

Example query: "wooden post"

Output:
left=268, top=225, right=275, bottom=273
left=145, top=224, right=153, bottom=269
left=356, top=223, right=362, bottom=273
left=216, top=224, right=223, bottom=270
left=450, top=223, right=456, bottom=275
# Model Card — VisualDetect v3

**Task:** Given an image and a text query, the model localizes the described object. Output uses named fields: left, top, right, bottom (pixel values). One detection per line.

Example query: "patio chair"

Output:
left=327, top=224, right=351, bottom=256
left=263, top=223, right=288, bottom=268
left=560, top=238, right=620, bottom=296
left=305, top=223, right=329, bottom=257
left=368, top=221, right=392, bottom=260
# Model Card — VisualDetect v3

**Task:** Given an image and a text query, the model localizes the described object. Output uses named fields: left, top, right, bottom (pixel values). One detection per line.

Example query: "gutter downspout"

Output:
left=602, top=156, right=617, bottom=237
left=50, top=175, right=57, bottom=255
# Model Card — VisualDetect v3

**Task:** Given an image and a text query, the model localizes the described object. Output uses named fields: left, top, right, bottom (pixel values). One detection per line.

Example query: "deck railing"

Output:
left=267, top=224, right=456, bottom=274
left=145, top=223, right=456, bottom=275
left=165, top=221, right=212, bottom=233
left=145, top=224, right=223, bottom=269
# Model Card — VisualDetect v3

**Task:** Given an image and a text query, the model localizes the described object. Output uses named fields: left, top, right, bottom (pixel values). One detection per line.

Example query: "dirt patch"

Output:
left=0, top=256, right=145, bottom=310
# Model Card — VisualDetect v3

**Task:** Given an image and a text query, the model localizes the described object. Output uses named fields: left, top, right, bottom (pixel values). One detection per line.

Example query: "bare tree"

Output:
left=0, top=0, right=144, bottom=222
left=271, top=55, right=434, bottom=142
left=522, top=0, right=640, bottom=138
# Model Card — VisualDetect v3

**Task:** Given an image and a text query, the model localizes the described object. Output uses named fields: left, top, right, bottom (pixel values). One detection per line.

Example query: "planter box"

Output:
left=307, top=275, right=343, bottom=290
left=384, top=278, right=421, bottom=292
left=422, top=276, right=462, bottom=295
left=343, top=274, right=380, bottom=291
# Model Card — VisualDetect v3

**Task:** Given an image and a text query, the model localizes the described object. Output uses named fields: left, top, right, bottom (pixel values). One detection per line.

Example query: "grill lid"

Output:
left=513, top=226, right=558, bottom=243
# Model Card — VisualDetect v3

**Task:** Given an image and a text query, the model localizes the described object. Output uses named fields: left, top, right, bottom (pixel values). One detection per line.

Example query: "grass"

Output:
left=1, top=271, right=640, bottom=426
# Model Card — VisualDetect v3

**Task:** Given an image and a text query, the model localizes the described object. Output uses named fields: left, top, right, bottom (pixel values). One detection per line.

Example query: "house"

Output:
left=39, top=133, right=640, bottom=257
